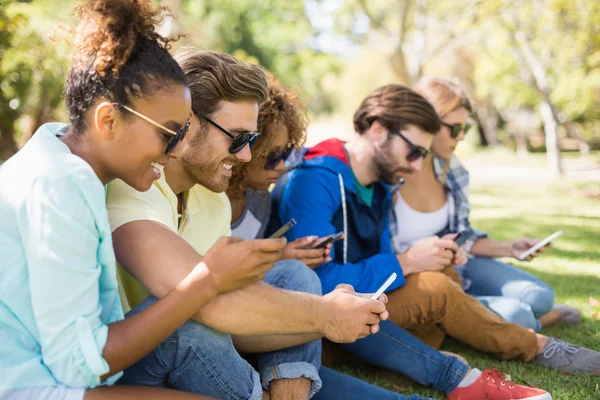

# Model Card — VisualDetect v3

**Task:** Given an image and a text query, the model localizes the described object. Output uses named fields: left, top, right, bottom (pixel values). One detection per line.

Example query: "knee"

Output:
left=494, top=299, right=539, bottom=331
left=174, top=319, right=234, bottom=350
left=519, top=284, right=555, bottom=317
left=414, top=271, right=461, bottom=296
left=402, top=271, right=460, bottom=313
left=269, top=259, right=322, bottom=295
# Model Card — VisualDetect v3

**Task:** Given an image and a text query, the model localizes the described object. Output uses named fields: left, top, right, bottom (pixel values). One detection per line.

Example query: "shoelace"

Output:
left=542, top=339, right=579, bottom=359
left=483, top=369, right=515, bottom=395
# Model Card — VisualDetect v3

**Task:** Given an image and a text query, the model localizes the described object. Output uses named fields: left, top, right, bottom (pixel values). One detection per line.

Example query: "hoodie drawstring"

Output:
left=338, top=173, right=348, bottom=264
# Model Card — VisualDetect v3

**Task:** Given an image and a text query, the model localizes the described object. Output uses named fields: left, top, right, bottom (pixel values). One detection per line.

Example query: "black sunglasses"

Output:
left=114, top=103, right=190, bottom=155
left=203, top=116, right=260, bottom=154
left=265, top=148, right=293, bottom=170
left=394, top=131, right=430, bottom=161
left=442, top=121, right=472, bottom=139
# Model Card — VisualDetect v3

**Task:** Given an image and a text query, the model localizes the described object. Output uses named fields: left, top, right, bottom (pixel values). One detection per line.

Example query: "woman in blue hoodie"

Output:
left=0, top=1, right=283, bottom=399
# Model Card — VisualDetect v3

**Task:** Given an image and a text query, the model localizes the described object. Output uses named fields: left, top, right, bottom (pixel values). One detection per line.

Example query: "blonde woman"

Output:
left=390, top=76, right=581, bottom=333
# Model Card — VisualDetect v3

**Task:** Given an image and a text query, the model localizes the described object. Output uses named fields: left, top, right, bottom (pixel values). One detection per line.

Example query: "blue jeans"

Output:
left=117, top=260, right=321, bottom=399
left=116, top=260, right=431, bottom=399
left=464, top=257, right=555, bottom=332
left=315, top=367, right=433, bottom=400
left=342, top=320, right=469, bottom=394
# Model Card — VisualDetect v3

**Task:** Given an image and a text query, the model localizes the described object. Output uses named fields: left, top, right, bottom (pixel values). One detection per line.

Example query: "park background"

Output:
left=1, top=0, right=599, bottom=398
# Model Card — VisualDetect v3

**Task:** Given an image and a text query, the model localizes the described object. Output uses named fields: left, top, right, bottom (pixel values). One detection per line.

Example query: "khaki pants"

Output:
left=386, top=267, right=538, bottom=361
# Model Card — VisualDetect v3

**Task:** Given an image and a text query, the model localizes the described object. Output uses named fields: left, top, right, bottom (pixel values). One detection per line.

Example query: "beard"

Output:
left=181, top=141, right=241, bottom=193
left=374, top=145, right=414, bottom=185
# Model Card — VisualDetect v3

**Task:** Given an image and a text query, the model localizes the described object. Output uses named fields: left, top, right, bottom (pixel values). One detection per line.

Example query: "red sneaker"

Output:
left=446, top=369, right=551, bottom=400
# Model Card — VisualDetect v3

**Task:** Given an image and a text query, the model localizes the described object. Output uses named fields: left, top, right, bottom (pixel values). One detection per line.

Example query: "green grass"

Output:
left=331, top=180, right=600, bottom=400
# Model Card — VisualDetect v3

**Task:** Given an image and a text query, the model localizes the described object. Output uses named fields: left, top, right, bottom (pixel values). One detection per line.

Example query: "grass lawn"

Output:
left=331, top=180, right=600, bottom=400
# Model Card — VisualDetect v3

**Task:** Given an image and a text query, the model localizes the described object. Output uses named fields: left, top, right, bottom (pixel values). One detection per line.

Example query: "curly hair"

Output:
left=227, top=75, right=308, bottom=199
left=65, top=0, right=187, bottom=133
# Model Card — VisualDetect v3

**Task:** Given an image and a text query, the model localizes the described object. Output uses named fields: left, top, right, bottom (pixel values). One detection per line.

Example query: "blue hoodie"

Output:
left=269, top=138, right=405, bottom=294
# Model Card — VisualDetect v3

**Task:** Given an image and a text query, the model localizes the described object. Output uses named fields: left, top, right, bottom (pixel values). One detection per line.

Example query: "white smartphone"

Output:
left=370, top=272, right=398, bottom=300
left=518, top=230, right=563, bottom=260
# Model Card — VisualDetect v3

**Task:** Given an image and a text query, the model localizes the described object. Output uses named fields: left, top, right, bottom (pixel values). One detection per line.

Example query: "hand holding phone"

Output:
left=453, top=231, right=472, bottom=248
left=371, top=273, right=398, bottom=300
left=269, top=218, right=297, bottom=239
left=309, top=232, right=344, bottom=249
left=517, top=230, right=562, bottom=260
left=281, top=232, right=338, bottom=269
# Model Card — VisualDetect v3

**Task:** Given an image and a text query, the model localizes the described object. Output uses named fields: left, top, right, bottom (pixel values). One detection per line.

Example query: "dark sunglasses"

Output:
left=114, top=103, right=190, bottom=155
left=442, top=121, right=472, bottom=139
left=203, top=116, right=260, bottom=154
left=394, top=131, right=430, bottom=161
left=265, top=148, right=293, bottom=170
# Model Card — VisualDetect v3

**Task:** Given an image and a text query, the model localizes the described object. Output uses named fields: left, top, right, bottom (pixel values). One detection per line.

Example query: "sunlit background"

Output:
left=1, top=0, right=599, bottom=398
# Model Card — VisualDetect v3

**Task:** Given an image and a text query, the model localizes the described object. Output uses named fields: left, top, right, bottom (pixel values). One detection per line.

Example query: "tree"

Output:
left=0, top=1, right=31, bottom=160
left=173, top=0, right=342, bottom=114
left=473, top=0, right=600, bottom=177
left=0, top=1, right=72, bottom=161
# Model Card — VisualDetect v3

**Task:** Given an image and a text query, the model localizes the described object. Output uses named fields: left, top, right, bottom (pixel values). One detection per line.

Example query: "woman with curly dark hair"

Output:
left=0, top=1, right=282, bottom=399
left=227, top=76, right=333, bottom=268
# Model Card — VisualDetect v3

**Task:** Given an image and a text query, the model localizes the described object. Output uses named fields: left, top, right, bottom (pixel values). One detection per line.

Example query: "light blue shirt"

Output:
left=0, top=123, right=124, bottom=390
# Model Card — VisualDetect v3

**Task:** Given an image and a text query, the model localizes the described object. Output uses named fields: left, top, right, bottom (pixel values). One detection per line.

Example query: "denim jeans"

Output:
left=464, top=256, right=555, bottom=332
left=315, top=367, right=433, bottom=400
left=117, top=259, right=322, bottom=399
left=343, top=320, right=469, bottom=394
left=116, top=259, right=437, bottom=399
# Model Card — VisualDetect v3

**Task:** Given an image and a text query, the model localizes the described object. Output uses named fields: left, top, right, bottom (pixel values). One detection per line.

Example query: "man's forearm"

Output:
left=470, top=238, right=512, bottom=258
left=193, top=281, right=327, bottom=336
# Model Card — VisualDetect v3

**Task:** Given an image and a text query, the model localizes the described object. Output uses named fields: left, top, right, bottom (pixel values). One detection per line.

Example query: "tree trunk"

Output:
left=513, top=31, right=562, bottom=176
left=411, top=0, right=427, bottom=84
left=566, top=121, right=590, bottom=156
left=474, top=104, right=500, bottom=147
left=539, top=100, right=562, bottom=177
left=389, top=50, right=412, bottom=85
left=514, top=131, right=528, bottom=158
left=0, top=124, right=17, bottom=162
left=388, top=0, right=413, bottom=84
left=476, top=123, right=489, bottom=147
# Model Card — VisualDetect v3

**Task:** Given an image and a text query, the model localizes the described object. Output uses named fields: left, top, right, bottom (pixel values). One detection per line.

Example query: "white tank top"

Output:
left=393, top=193, right=449, bottom=253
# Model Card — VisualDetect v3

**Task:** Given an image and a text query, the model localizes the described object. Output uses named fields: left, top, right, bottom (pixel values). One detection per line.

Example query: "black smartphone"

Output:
left=269, top=218, right=297, bottom=239
left=311, top=232, right=344, bottom=249
left=453, top=231, right=471, bottom=247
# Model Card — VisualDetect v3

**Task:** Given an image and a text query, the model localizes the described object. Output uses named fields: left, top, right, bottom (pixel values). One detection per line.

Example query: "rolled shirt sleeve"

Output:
left=18, top=174, right=116, bottom=387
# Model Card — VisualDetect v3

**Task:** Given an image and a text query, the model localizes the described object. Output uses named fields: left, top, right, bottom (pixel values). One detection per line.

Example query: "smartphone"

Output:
left=453, top=231, right=471, bottom=248
left=311, top=232, right=344, bottom=249
left=268, top=218, right=297, bottom=239
left=518, top=230, right=562, bottom=260
left=370, top=272, right=398, bottom=300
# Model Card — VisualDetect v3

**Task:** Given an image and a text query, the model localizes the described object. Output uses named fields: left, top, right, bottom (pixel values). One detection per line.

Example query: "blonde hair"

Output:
left=414, top=77, right=472, bottom=183
left=413, top=77, right=472, bottom=118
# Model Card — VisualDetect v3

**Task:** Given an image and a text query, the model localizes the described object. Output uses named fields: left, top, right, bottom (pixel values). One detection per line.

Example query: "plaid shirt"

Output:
left=390, top=155, right=488, bottom=254
left=389, top=155, right=488, bottom=290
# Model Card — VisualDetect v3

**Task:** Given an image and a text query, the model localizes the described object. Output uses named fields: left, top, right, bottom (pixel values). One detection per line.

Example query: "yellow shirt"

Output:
left=106, top=173, right=231, bottom=309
